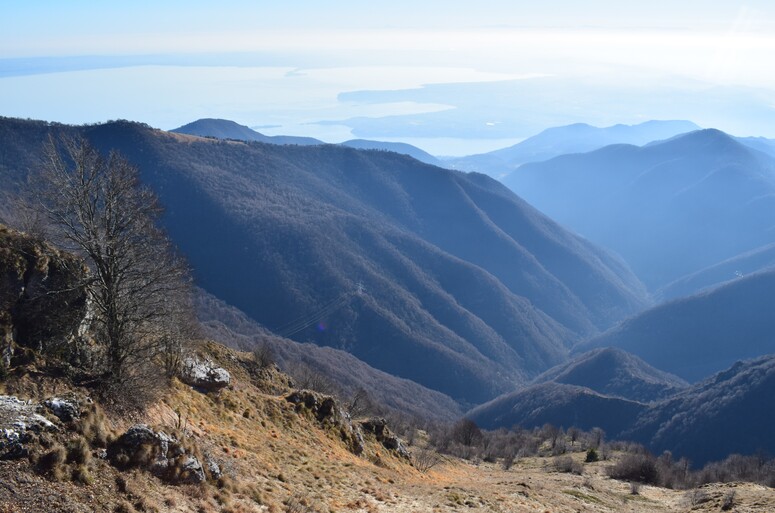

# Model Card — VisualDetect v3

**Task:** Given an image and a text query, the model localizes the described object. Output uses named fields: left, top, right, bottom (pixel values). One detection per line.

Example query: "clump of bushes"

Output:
left=33, top=434, right=96, bottom=485
left=553, top=455, right=583, bottom=475
left=606, top=453, right=658, bottom=484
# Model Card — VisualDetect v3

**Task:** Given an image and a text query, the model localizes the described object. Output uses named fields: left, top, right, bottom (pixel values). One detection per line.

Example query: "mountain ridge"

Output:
left=445, top=120, right=700, bottom=177
left=0, top=116, right=650, bottom=406
left=575, top=269, right=775, bottom=382
left=505, top=128, right=775, bottom=289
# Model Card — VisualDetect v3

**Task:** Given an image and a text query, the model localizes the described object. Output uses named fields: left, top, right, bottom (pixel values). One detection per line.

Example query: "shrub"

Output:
left=36, top=444, right=67, bottom=479
left=72, top=464, right=93, bottom=485
left=252, top=342, right=275, bottom=369
left=66, top=436, right=91, bottom=465
left=414, top=448, right=443, bottom=473
left=553, top=455, right=583, bottom=475
left=585, top=448, right=599, bottom=463
left=721, top=490, right=736, bottom=511
left=607, top=453, right=658, bottom=484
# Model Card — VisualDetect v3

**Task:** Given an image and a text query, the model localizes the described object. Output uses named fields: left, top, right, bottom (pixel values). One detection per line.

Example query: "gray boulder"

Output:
left=108, top=424, right=206, bottom=484
left=180, top=356, right=231, bottom=392
left=0, top=395, right=57, bottom=460
left=43, top=397, right=81, bottom=422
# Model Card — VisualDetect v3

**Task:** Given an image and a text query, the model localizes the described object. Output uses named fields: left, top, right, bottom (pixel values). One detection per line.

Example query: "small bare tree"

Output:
left=345, top=387, right=374, bottom=419
left=413, top=447, right=443, bottom=473
left=33, top=135, right=191, bottom=401
left=451, top=418, right=482, bottom=447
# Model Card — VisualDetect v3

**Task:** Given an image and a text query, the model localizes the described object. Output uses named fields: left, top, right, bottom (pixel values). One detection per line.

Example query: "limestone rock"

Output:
left=0, top=225, right=87, bottom=358
left=180, top=356, right=231, bottom=392
left=108, top=424, right=207, bottom=484
left=0, top=395, right=58, bottom=460
left=360, top=417, right=411, bottom=459
left=286, top=390, right=364, bottom=455
left=43, top=397, right=81, bottom=422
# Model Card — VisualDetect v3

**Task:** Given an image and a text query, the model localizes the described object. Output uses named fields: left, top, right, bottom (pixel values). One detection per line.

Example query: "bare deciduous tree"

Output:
left=33, top=135, right=191, bottom=401
left=451, top=418, right=482, bottom=447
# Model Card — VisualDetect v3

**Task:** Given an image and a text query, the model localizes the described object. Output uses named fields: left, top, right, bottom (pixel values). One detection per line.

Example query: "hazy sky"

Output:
left=2, top=1, right=775, bottom=154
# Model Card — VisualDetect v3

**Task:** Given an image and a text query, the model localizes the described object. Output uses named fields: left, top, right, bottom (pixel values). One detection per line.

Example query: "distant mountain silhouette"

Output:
left=576, top=270, right=775, bottom=382
left=506, top=129, right=775, bottom=289
left=624, top=355, right=775, bottom=466
left=532, top=347, right=687, bottom=403
left=445, top=120, right=699, bottom=177
left=172, top=118, right=323, bottom=145
left=737, top=136, right=775, bottom=158
left=0, top=117, right=649, bottom=405
left=340, top=139, right=441, bottom=166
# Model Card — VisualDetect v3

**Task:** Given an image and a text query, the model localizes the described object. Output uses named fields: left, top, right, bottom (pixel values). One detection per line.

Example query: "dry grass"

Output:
left=2, top=341, right=775, bottom=512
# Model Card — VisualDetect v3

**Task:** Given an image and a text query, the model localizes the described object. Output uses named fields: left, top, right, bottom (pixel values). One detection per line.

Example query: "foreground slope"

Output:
left=576, top=270, right=775, bottom=382
left=195, top=289, right=463, bottom=421
left=0, top=117, right=649, bottom=405
left=506, top=129, right=775, bottom=289
left=4, top=344, right=770, bottom=512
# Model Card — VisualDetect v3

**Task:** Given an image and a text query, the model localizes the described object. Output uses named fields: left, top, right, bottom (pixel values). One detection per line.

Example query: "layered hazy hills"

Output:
left=468, top=348, right=685, bottom=432
left=576, top=270, right=775, bottom=382
left=467, top=382, right=647, bottom=434
left=659, top=242, right=775, bottom=300
left=0, top=117, right=649, bottom=405
left=340, top=139, right=441, bottom=166
left=444, top=120, right=700, bottom=177
left=506, top=129, right=775, bottom=290
left=469, top=351, right=775, bottom=466
left=172, top=118, right=323, bottom=145
left=532, top=347, right=687, bottom=403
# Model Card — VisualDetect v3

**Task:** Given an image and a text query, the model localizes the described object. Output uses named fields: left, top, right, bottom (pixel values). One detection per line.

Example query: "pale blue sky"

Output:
left=2, top=1, right=775, bottom=154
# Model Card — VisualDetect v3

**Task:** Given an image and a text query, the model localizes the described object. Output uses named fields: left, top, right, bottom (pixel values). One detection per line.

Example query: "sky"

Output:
left=2, top=1, right=775, bottom=155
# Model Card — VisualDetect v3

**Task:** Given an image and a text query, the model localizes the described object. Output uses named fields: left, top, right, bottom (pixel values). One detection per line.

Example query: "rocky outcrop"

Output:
left=0, top=224, right=87, bottom=363
left=42, top=396, right=81, bottom=422
left=107, top=424, right=208, bottom=484
left=180, top=356, right=231, bottom=392
left=360, top=417, right=411, bottom=460
left=285, top=390, right=364, bottom=455
left=0, top=395, right=58, bottom=460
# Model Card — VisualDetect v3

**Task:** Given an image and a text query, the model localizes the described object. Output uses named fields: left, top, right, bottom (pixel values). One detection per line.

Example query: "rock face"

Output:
left=360, top=417, right=411, bottom=460
left=107, top=424, right=207, bottom=484
left=0, top=224, right=87, bottom=363
left=180, top=356, right=231, bottom=392
left=285, top=390, right=364, bottom=456
left=0, top=395, right=58, bottom=460
left=284, top=390, right=412, bottom=460
left=42, top=397, right=81, bottom=422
